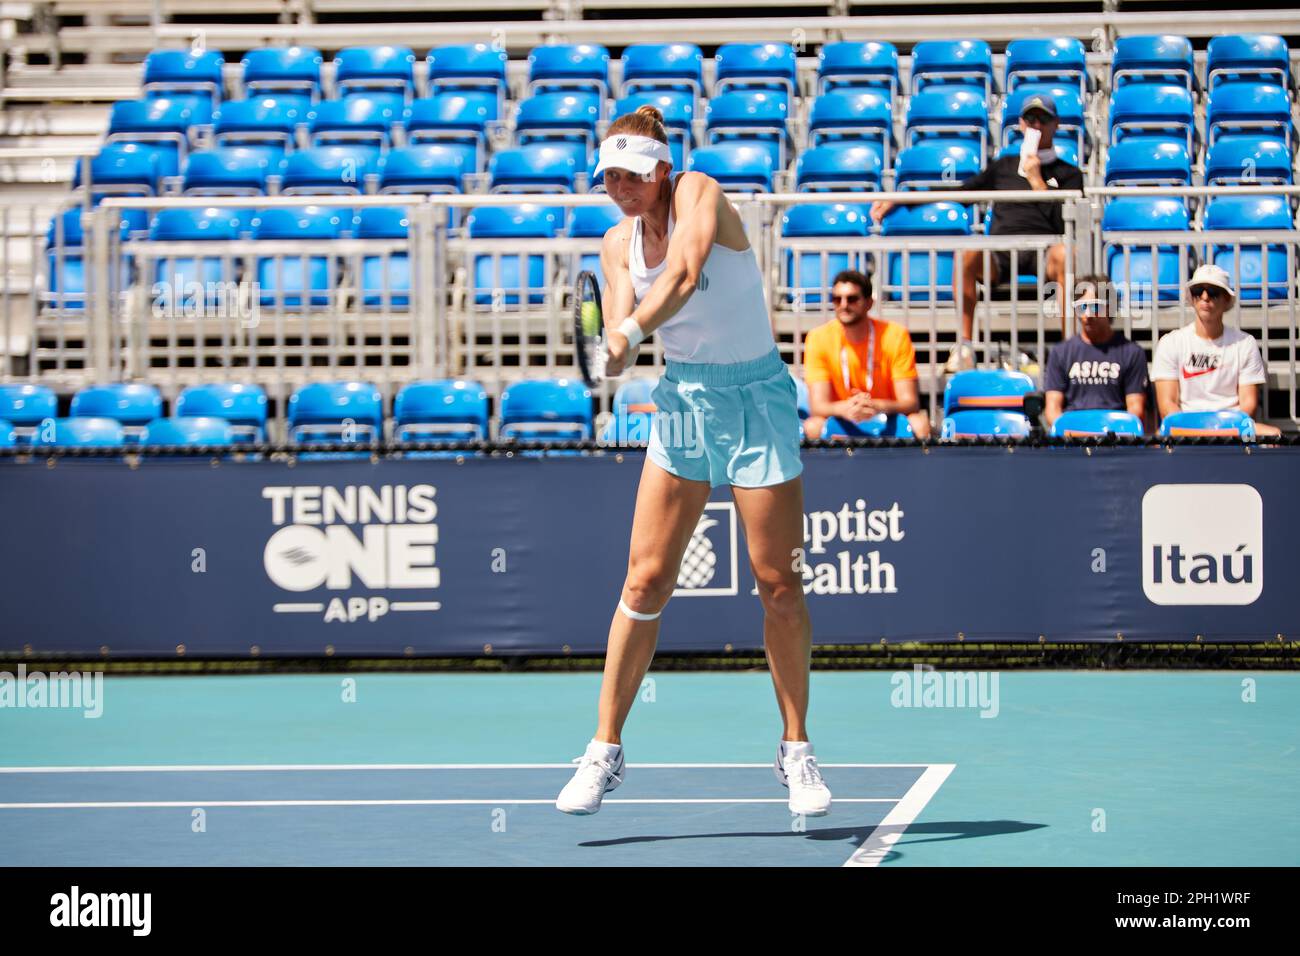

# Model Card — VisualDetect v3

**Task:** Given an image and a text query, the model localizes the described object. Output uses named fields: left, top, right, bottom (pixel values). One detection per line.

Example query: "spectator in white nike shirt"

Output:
left=1151, top=264, right=1281, bottom=436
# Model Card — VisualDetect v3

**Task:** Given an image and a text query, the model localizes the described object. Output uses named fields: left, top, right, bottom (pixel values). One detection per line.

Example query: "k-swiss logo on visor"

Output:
left=616, top=137, right=628, bottom=149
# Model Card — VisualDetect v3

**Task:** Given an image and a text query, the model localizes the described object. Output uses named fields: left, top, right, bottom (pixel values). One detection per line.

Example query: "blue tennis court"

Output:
left=2, top=671, right=1296, bottom=866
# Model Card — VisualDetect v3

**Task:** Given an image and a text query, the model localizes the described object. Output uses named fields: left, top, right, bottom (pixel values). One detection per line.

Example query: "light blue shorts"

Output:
left=647, top=346, right=804, bottom=488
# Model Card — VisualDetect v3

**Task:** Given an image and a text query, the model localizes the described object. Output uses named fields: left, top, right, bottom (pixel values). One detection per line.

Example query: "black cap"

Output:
left=1020, top=94, right=1058, bottom=119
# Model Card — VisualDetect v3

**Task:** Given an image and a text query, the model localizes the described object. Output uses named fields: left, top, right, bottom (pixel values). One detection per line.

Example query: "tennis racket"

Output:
left=574, top=270, right=608, bottom=387
left=574, top=270, right=638, bottom=387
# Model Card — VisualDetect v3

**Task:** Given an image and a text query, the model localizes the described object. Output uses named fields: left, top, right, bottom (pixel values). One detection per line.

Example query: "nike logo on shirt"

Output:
left=1182, top=366, right=1217, bottom=379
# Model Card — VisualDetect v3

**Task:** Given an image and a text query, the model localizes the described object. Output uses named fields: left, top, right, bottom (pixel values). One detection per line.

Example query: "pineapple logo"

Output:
left=673, top=503, right=738, bottom=597
left=677, top=515, right=719, bottom=589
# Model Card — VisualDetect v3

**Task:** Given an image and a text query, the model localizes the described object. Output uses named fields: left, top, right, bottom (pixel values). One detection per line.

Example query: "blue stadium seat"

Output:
left=1207, top=34, right=1290, bottom=92
left=796, top=143, right=883, bottom=192
left=527, top=44, right=611, bottom=101
left=705, top=90, right=791, bottom=172
left=1102, top=197, right=1191, bottom=304
left=35, top=417, right=126, bottom=448
left=780, top=202, right=871, bottom=307
left=1051, top=409, right=1144, bottom=438
left=612, top=377, right=657, bottom=414
left=909, top=39, right=995, bottom=99
left=941, top=409, right=1031, bottom=439
left=1104, top=139, right=1192, bottom=186
left=821, top=414, right=915, bottom=439
left=807, top=91, right=892, bottom=170
left=620, top=43, right=703, bottom=102
left=182, top=146, right=280, bottom=194
left=943, top=368, right=1036, bottom=415
left=333, top=46, right=416, bottom=101
left=212, top=96, right=302, bottom=159
left=71, top=383, right=164, bottom=442
left=714, top=42, right=797, bottom=107
left=309, top=95, right=402, bottom=150
left=895, top=141, right=982, bottom=189
left=817, top=41, right=899, bottom=100
left=514, top=91, right=601, bottom=166
left=143, top=48, right=225, bottom=107
left=568, top=202, right=622, bottom=284
left=1207, top=82, right=1293, bottom=148
left=500, top=378, right=593, bottom=442
left=141, top=416, right=235, bottom=447
left=904, top=87, right=988, bottom=154
left=379, top=143, right=467, bottom=194
left=1109, top=83, right=1196, bottom=154
left=288, top=381, right=384, bottom=451
left=175, top=383, right=268, bottom=441
left=1112, top=35, right=1195, bottom=92
left=0, top=419, right=13, bottom=449
left=0, top=383, right=57, bottom=445
left=1002, top=84, right=1087, bottom=159
left=73, top=143, right=160, bottom=198
left=43, top=209, right=87, bottom=311
left=880, top=201, right=972, bottom=302
left=106, top=97, right=208, bottom=178
left=490, top=144, right=579, bottom=194
left=242, top=46, right=323, bottom=102
left=1005, top=38, right=1088, bottom=97
left=395, top=379, right=490, bottom=442
left=281, top=144, right=379, bottom=195
left=428, top=43, right=508, bottom=117
left=466, top=203, right=562, bottom=307
left=687, top=142, right=774, bottom=193
left=1204, top=194, right=1295, bottom=301
left=1204, top=136, right=1293, bottom=185
left=149, top=206, right=247, bottom=309
left=1159, top=409, right=1255, bottom=440
left=405, top=92, right=496, bottom=173
left=610, top=92, right=695, bottom=169
left=356, top=206, right=412, bottom=308
left=254, top=205, right=349, bottom=307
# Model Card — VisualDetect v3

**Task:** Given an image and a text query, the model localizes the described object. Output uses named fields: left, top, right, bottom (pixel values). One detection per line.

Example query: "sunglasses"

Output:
left=831, top=293, right=865, bottom=304
left=1022, top=112, right=1054, bottom=125
left=1190, top=285, right=1227, bottom=301
left=1073, top=298, right=1111, bottom=318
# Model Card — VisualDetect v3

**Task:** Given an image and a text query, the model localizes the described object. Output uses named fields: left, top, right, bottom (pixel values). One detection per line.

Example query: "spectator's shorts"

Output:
left=648, top=346, right=803, bottom=488
left=989, top=249, right=1045, bottom=283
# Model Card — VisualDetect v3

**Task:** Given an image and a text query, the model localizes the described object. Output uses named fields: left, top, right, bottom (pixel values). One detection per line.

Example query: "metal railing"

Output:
left=10, top=185, right=1299, bottom=428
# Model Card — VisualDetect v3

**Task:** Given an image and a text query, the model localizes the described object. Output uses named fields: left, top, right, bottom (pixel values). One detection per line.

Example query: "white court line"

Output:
left=0, top=798, right=897, bottom=810
left=843, top=763, right=956, bottom=868
left=0, top=763, right=930, bottom=773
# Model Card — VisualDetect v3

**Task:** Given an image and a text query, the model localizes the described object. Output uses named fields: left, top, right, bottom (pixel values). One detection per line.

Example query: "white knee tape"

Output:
left=619, top=599, right=661, bottom=622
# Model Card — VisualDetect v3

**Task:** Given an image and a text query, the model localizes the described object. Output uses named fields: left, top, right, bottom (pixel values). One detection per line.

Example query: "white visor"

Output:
left=593, top=133, right=672, bottom=178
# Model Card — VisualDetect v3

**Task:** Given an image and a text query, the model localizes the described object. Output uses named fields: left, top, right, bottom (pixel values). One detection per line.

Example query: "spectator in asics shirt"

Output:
left=1152, top=264, right=1281, bottom=436
left=870, top=93, right=1083, bottom=373
left=1043, top=276, right=1149, bottom=431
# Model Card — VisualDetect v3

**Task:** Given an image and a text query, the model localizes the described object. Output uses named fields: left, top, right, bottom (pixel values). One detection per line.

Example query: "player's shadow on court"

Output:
left=580, top=820, right=1045, bottom=858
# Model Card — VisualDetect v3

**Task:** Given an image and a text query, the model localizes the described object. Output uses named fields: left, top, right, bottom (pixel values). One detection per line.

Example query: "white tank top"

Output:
left=628, top=174, right=774, bottom=364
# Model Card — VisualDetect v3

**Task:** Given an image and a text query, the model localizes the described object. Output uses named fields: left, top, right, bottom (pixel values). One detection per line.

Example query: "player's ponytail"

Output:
left=607, top=104, right=669, bottom=145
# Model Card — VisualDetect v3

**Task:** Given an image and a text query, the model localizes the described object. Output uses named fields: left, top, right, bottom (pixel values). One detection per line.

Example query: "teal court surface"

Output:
left=1, top=671, right=1297, bottom=866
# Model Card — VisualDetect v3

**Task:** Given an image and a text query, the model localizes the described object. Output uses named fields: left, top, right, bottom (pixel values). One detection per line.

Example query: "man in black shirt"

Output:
left=872, top=94, right=1085, bottom=372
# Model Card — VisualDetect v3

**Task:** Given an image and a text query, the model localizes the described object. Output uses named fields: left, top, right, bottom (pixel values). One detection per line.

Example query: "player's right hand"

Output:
left=604, top=331, right=628, bottom=378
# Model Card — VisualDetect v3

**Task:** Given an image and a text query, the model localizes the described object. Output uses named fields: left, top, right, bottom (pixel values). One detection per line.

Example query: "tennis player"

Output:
left=556, top=105, right=832, bottom=817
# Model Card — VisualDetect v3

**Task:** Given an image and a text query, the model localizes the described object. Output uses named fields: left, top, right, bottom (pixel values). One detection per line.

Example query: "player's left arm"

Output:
left=618, top=172, right=723, bottom=340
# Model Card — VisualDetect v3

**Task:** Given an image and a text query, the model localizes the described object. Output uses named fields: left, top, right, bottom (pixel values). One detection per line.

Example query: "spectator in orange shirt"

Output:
left=802, top=270, right=932, bottom=439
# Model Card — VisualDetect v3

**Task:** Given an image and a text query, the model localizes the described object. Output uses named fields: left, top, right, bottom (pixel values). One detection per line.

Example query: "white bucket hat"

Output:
left=1188, top=263, right=1236, bottom=298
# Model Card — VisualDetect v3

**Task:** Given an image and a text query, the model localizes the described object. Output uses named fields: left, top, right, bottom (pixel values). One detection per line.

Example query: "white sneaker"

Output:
left=774, top=740, right=832, bottom=817
left=944, top=342, right=976, bottom=374
left=555, top=743, right=625, bottom=815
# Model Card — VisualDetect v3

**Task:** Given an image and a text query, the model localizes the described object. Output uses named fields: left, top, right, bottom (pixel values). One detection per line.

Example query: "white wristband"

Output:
left=617, top=317, right=645, bottom=350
